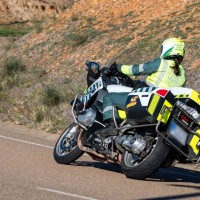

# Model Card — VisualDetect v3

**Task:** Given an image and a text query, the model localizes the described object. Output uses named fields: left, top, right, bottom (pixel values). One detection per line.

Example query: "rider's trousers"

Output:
left=103, top=92, right=129, bottom=122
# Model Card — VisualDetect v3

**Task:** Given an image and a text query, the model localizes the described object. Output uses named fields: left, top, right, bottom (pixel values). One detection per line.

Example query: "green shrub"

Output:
left=3, top=76, right=21, bottom=89
left=117, top=36, right=132, bottom=44
left=42, top=86, right=61, bottom=106
left=35, top=110, right=44, bottom=123
left=3, top=57, right=26, bottom=76
left=60, top=0, right=77, bottom=11
left=65, top=33, right=88, bottom=46
left=71, top=14, right=79, bottom=21
left=0, top=27, right=29, bottom=37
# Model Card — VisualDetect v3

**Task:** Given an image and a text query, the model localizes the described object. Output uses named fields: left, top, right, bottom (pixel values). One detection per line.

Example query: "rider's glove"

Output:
left=104, top=62, right=118, bottom=76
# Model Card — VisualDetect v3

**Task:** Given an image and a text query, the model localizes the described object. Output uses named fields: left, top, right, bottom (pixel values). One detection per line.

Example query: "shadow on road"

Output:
left=141, top=192, right=200, bottom=200
left=71, top=160, right=122, bottom=173
left=72, top=161, right=200, bottom=199
left=148, top=166, right=200, bottom=184
left=72, top=161, right=200, bottom=184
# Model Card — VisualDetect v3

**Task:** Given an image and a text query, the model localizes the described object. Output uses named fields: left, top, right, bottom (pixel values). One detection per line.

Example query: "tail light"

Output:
left=180, top=114, right=189, bottom=125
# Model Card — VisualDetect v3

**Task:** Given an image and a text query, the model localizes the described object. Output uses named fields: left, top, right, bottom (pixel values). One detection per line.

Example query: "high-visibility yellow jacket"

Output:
left=117, top=58, right=186, bottom=88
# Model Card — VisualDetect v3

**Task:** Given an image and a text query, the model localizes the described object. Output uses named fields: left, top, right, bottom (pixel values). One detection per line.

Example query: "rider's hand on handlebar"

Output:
left=104, top=62, right=118, bottom=76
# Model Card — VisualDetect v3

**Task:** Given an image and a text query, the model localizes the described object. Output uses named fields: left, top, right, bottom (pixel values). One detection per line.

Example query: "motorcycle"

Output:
left=53, top=61, right=200, bottom=180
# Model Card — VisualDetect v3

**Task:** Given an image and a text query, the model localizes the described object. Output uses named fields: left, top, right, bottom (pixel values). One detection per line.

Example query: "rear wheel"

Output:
left=121, top=136, right=170, bottom=180
left=53, top=123, right=84, bottom=164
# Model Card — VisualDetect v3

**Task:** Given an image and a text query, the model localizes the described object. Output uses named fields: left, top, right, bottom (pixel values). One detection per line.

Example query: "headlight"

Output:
left=176, top=101, right=200, bottom=122
left=77, top=108, right=96, bottom=127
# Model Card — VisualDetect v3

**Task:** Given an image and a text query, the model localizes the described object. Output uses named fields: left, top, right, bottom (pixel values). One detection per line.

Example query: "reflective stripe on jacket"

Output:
left=117, top=58, right=186, bottom=88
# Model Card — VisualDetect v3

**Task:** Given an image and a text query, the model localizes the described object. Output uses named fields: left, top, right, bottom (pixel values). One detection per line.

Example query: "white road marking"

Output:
left=37, top=187, right=98, bottom=200
left=0, top=134, right=199, bottom=179
left=0, top=134, right=53, bottom=149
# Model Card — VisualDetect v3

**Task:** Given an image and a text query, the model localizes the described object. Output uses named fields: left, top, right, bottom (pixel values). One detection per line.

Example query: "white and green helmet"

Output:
left=160, top=38, right=185, bottom=59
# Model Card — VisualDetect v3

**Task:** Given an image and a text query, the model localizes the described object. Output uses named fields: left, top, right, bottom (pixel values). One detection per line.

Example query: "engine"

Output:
left=115, top=134, right=147, bottom=155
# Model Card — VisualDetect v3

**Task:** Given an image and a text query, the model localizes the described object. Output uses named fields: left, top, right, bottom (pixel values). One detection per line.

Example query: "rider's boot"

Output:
left=95, top=120, right=118, bottom=138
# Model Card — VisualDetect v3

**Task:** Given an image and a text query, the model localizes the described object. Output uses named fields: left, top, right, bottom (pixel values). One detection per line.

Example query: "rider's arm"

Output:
left=117, top=58, right=161, bottom=76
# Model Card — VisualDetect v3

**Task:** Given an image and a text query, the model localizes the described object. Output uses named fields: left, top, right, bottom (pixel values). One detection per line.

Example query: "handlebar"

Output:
left=85, top=60, right=136, bottom=88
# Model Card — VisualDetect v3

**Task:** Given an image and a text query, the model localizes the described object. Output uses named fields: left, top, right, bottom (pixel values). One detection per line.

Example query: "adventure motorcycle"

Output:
left=53, top=61, right=200, bottom=180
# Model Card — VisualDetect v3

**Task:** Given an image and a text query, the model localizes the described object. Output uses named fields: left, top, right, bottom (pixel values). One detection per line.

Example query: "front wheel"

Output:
left=121, top=136, right=170, bottom=180
left=53, top=123, right=84, bottom=164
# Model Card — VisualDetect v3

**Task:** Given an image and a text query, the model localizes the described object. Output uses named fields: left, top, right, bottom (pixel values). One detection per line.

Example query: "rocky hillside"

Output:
left=0, top=0, right=72, bottom=24
left=0, top=0, right=199, bottom=132
left=7, top=0, right=200, bottom=76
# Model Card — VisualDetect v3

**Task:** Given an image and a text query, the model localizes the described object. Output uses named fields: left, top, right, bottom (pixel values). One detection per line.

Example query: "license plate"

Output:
left=167, top=119, right=188, bottom=146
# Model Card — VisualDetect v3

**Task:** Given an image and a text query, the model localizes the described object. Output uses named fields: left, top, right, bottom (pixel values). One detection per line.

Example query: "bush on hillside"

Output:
left=3, top=56, right=26, bottom=76
left=41, top=86, right=61, bottom=106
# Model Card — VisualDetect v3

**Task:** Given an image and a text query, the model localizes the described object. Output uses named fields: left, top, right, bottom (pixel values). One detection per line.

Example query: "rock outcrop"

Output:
left=0, top=0, right=61, bottom=24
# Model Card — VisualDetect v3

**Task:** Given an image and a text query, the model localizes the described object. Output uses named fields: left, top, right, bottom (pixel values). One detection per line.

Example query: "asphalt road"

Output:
left=0, top=121, right=200, bottom=200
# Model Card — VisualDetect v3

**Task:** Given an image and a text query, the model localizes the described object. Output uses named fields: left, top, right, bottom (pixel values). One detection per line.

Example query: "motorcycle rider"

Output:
left=95, top=37, right=187, bottom=137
